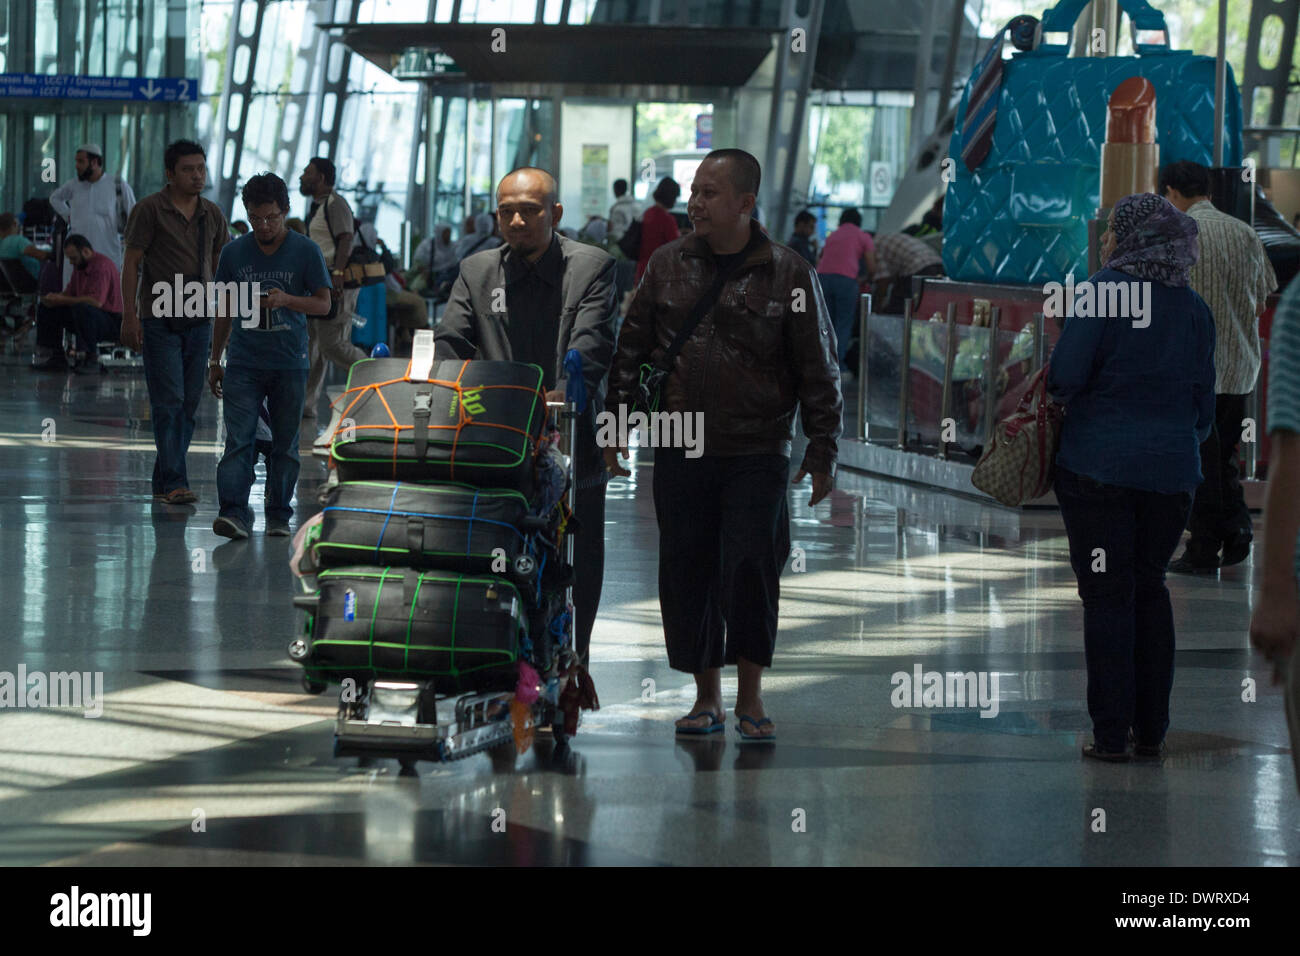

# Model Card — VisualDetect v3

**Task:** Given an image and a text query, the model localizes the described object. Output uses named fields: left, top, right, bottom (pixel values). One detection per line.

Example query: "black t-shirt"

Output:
left=711, top=233, right=759, bottom=279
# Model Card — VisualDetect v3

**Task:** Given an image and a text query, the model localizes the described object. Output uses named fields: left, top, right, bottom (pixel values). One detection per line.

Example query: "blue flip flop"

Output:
left=676, top=710, right=725, bottom=735
left=735, top=714, right=776, bottom=742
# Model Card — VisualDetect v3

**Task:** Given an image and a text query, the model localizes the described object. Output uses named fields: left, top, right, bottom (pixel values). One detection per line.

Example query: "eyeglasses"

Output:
left=248, top=214, right=284, bottom=227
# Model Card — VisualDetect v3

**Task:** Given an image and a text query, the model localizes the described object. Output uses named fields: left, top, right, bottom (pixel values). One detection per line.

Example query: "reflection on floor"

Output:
left=1, top=356, right=1296, bottom=866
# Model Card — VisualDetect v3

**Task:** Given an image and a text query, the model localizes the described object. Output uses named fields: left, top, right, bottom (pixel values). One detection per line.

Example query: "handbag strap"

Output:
left=1039, top=0, right=1169, bottom=53
left=653, top=237, right=756, bottom=377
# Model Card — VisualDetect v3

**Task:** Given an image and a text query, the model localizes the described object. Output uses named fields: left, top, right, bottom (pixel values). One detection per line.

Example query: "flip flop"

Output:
left=735, top=714, right=776, bottom=742
left=675, top=710, right=725, bottom=735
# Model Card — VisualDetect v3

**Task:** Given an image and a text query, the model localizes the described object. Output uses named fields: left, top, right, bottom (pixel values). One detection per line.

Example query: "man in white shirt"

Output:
left=1161, top=160, right=1278, bottom=573
left=606, top=179, right=639, bottom=243
left=49, top=144, right=136, bottom=285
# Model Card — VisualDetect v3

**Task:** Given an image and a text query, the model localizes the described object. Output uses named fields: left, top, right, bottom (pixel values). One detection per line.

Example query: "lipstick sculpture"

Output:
left=1091, top=76, right=1158, bottom=273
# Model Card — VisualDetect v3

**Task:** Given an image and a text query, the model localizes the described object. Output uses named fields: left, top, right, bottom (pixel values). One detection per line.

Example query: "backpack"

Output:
left=970, top=367, right=1063, bottom=506
left=617, top=217, right=643, bottom=260
left=321, top=195, right=386, bottom=288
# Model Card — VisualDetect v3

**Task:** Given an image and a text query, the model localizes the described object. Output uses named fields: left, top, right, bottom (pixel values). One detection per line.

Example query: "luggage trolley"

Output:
left=287, top=332, right=590, bottom=770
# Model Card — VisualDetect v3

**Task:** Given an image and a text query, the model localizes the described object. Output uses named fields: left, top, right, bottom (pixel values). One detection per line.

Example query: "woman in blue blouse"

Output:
left=1048, top=192, right=1216, bottom=762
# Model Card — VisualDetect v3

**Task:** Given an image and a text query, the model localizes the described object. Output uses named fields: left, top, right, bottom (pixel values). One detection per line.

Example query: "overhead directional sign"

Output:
left=0, top=74, right=199, bottom=102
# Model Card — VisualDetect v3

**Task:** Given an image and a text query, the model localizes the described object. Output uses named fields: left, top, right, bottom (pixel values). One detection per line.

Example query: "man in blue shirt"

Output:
left=208, top=173, right=332, bottom=539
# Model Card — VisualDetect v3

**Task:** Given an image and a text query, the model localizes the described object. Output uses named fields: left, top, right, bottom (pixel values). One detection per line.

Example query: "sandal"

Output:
left=735, top=714, right=776, bottom=742
left=675, top=710, right=725, bottom=735
left=1082, top=743, right=1130, bottom=763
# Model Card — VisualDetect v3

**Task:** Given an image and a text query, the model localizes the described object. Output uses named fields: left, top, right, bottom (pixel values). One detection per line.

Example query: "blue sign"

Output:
left=696, top=113, right=713, bottom=150
left=0, top=73, right=198, bottom=102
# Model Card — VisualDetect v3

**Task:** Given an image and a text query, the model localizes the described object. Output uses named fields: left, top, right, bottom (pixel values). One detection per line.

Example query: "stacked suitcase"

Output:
left=290, top=351, right=573, bottom=700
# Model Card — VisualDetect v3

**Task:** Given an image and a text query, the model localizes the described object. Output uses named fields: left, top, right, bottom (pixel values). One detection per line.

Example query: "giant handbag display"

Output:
left=944, top=0, right=1242, bottom=286
left=329, top=357, right=547, bottom=490
left=300, top=567, right=526, bottom=693
left=311, top=480, right=532, bottom=574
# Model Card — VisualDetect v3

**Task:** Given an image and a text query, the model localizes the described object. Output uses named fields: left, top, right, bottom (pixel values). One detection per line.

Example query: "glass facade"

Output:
left=1, top=0, right=924, bottom=252
left=0, top=0, right=199, bottom=216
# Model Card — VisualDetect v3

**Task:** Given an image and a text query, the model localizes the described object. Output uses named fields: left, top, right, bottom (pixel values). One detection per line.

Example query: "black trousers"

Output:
left=571, top=411, right=607, bottom=669
left=1186, top=392, right=1251, bottom=562
left=652, top=449, right=791, bottom=672
left=1056, top=467, right=1191, bottom=751
left=572, top=479, right=606, bottom=669
left=37, top=303, right=120, bottom=354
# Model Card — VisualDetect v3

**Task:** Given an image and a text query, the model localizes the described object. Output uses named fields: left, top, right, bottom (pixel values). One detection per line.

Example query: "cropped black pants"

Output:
left=652, top=449, right=791, bottom=673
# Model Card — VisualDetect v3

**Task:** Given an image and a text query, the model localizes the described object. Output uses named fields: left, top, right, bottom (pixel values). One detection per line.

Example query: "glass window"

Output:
left=34, top=0, right=59, bottom=73
left=633, top=102, right=711, bottom=205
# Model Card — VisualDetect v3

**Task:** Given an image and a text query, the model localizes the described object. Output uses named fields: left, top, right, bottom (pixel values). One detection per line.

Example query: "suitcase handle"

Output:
left=293, top=594, right=320, bottom=612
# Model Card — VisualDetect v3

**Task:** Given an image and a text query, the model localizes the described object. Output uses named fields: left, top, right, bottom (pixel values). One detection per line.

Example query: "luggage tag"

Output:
left=409, top=329, right=435, bottom=382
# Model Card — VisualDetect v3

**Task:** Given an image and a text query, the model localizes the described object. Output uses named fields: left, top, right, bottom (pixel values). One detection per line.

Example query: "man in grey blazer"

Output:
left=434, top=167, right=617, bottom=669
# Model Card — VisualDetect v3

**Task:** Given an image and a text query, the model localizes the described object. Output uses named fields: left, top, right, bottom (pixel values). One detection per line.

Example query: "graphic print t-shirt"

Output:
left=215, top=230, right=331, bottom=371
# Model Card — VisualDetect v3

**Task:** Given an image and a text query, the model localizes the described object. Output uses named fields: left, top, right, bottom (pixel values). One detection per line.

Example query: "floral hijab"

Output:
left=1105, top=192, right=1199, bottom=287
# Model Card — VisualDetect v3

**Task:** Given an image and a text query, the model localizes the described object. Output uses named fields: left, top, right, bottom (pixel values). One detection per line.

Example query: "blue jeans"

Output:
left=1054, top=466, right=1192, bottom=751
left=818, top=272, right=860, bottom=368
left=141, top=319, right=212, bottom=495
left=217, top=364, right=308, bottom=527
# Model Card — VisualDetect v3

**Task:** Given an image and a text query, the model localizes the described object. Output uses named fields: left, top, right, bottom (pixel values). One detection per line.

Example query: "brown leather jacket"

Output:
left=608, top=221, right=843, bottom=475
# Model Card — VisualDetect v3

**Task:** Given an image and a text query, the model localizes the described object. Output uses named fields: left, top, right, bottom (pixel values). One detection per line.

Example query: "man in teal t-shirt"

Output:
left=208, top=172, right=332, bottom=540
left=0, top=212, right=48, bottom=279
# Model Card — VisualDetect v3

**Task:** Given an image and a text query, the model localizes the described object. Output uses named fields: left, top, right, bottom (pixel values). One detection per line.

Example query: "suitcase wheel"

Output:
left=302, top=676, right=328, bottom=695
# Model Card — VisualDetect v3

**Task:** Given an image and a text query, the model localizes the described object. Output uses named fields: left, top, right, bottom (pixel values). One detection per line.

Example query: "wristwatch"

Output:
left=208, top=360, right=222, bottom=369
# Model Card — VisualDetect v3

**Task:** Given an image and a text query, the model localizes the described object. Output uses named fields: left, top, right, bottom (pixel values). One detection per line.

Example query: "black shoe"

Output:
left=1169, top=553, right=1219, bottom=575
left=1082, top=743, right=1132, bottom=763
left=1220, top=536, right=1252, bottom=568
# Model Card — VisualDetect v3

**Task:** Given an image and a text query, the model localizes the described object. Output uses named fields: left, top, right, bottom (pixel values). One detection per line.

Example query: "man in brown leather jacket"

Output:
left=604, top=148, right=843, bottom=742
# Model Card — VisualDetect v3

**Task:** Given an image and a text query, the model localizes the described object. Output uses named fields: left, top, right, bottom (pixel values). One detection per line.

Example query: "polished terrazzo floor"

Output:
left=1, top=353, right=1296, bottom=867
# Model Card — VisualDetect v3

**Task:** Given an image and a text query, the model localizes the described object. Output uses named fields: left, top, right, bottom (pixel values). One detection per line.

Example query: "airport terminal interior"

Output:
left=1, top=0, right=1298, bottom=871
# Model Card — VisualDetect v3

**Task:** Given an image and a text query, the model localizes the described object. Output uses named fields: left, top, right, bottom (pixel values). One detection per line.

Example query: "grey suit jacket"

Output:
left=433, top=233, right=617, bottom=414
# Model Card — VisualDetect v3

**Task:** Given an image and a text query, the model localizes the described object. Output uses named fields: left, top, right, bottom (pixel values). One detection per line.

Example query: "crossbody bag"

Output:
left=634, top=242, right=753, bottom=415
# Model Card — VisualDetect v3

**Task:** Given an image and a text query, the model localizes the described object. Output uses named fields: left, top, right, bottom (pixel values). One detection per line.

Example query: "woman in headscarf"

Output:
left=1047, top=192, right=1216, bottom=763
left=453, top=210, right=501, bottom=261
left=430, top=221, right=457, bottom=273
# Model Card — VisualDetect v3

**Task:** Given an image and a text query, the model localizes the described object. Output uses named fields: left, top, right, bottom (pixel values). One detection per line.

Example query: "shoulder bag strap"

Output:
left=197, top=204, right=206, bottom=283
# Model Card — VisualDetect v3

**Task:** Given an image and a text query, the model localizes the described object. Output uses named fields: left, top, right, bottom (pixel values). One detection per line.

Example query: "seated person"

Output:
left=0, top=212, right=48, bottom=279
left=33, top=234, right=122, bottom=372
